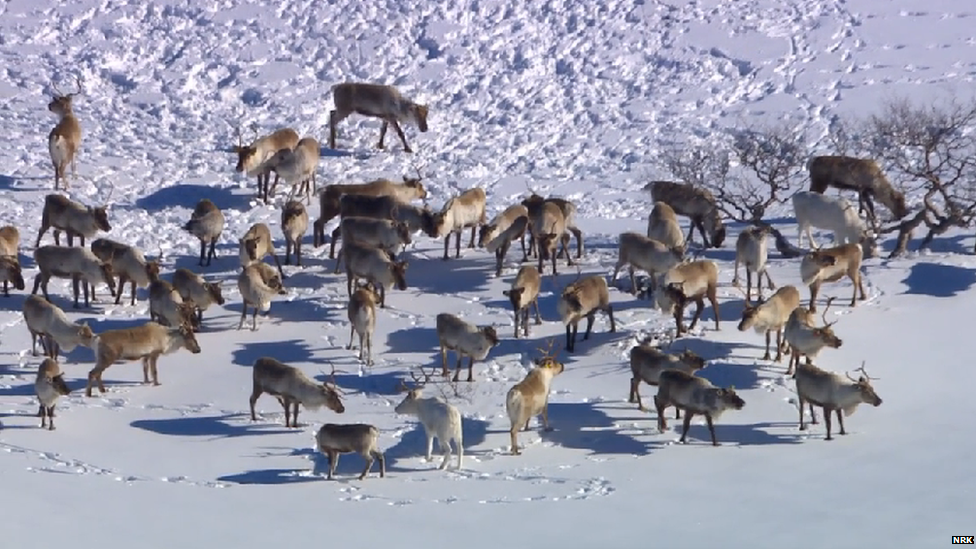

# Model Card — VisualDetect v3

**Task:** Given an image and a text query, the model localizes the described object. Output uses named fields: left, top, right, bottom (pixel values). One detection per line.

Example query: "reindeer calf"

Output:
left=799, top=242, right=866, bottom=312
left=347, top=282, right=380, bottom=366
left=281, top=200, right=309, bottom=266
left=655, top=369, right=745, bottom=446
left=239, top=223, right=285, bottom=280
left=629, top=343, right=706, bottom=414
left=0, top=226, right=25, bottom=296
left=237, top=262, right=287, bottom=331
left=183, top=198, right=224, bottom=267
left=35, top=357, right=71, bottom=430
left=503, top=265, right=542, bottom=338
left=90, top=238, right=160, bottom=306
left=558, top=275, right=616, bottom=352
left=732, top=225, right=776, bottom=303
left=435, top=313, right=500, bottom=382
left=315, top=423, right=386, bottom=480
left=736, top=285, right=800, bottom=362
left=36, top=194, right=110, bottom=248
left=343, top=240, right=408, bottom=308
left=653, top=260, right=720, bottom=337
left=646, top=201, right=685, bottom=256
left=23, top=294, right=95, bottom=359
left=86, top=322, right=201, bottom=397
left=32, top=245, right=116, bottom=308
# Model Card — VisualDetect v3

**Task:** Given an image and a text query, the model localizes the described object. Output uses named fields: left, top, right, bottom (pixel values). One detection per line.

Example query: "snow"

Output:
left=0, top=0, right=972, bottom=546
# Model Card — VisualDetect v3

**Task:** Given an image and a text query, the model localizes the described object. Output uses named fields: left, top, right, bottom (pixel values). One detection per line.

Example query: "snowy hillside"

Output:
left=0, top=0, right=973, bottom=546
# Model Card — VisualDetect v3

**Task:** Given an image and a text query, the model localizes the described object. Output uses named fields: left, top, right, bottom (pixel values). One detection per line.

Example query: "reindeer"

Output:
left=266, top=137, right=320, bottom=203
left=148, top=278, right=200, bottom=331
left=736, top=284, right=801, bottom=362
left=644, top=180, right=726, bottom=248
left=85, top=322, right=201, bottom=397
left=331, top=216, right=413, bottom=273
left=628, top=338, right=707, bottom=414
left=280, top=200, right=308, bottom=266
left=653, top=260, right=720, bottom=337
left=611, top=232, right=683, bottom=296
left=35, top=194, right=111, bottom=248
left=329, top=82, right=429, bottom=153
left=342, top=240, right=408, bottom=308
left=530, top=201, right=572, bottom=276
left=35, top=358, right=71, bottom=430
left=47, top=75, right=83, bottom=191
left=521, top=194, right=584, bottom=259
left=183, top=199, right=224, bottom=267
left=558, top=275, right=616, bottom=352
left=506, top=340, right=565, bottom=455
left=23, top=295, right=95, bottom=359
left=250, top=358, right=345, bottom=428
left=794, top=362, right=883, bottom=440
left=646, top=201, right=685, bottom=257
left=432, top=187, right=488, bottom=260
left=347, top=282, right=379, bottom=366
left=482, top=211, right=528, bottom=277
left=435, top=313, right=500, bottom=382
left=503, top=265, right=542, bottom=338
left=239, top=223, right=285, bottom=280
left=732, top=224, right=776, bottom=303
left=784, top=298, right=844, bottom=377
left=89, top=238, right=161, bottom=306
left=799, top=242, right=866, bottom=312
left=0, top=226, right=25, bottom=296
left=233, top=127, right=300, bottom=204
left=238, top=262, right=287, bottom=331
left=654, top=369, right=745, bottom=446
left=792, top=191, right=878, bottom=257
left=315, top=423, right=386, bottom=480
left=394, top=370, right=463, bottom=470
left=313, top=174, right=428, bottom=247
left=807, top=155, right=909, bottom=224
left=32, top=245, right=116, bottom=308
left=172, top=268, right=225, bottom=324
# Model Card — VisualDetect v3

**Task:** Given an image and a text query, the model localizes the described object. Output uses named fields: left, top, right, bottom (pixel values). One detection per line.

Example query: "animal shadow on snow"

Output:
left=324, top=369, right=408, bottom=397
left=539, top=402, right=657, bottom=455
left=135, top=183, right=253, bottom=213
left=405, top=255, right=491, bottom=294
left=675, top=335, right=757, bottom=363
left=385, top=325, right=438, bottom=354
left=382, top=416, right=490, bottom=472
left=901, top=262, right=976, bottom=298
left=131, top=413, right=293, bottom=440
left=232, top=338, right=315, bottom=368
left=696, top=360, right=761, bottom=391
left=682, top=421, right=803, bottom=447
left=223, top=296, right=336, bottom=325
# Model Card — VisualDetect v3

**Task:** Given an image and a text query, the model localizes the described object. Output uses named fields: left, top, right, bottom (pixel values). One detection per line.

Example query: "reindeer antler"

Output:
left=536, top=337, right=560, bottom=366
left=821, top=297, right=836, bottom=327
left=104, top=181, right=116, bottom=204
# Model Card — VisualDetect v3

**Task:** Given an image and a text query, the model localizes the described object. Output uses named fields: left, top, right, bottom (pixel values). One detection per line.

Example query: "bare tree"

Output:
left=859, top=97, right=976, bottom=257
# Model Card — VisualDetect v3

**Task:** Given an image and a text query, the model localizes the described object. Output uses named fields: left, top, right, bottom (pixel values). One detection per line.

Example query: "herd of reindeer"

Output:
left=9, top=80, right=900, bottom=481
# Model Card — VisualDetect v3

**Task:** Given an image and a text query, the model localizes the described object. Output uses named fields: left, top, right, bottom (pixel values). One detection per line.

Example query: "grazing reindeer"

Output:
left=347, top=281, right=379, bottom=366
left=521, top=194, right=584, bottom=259
left=732, top=225, right=776, bottom=303
left=646, top=201, right=685, bottom=257
left=478, top=204, right=529, bottom=259
left=315, top=423, right=386, bottom=480
left=332, top=216, right=413, bottom=273
left=280, top=200, right=309, bottom=266
left=558, top=275, right=616, bottom=352
left=23, top=295, right=95, bottom=359
left=792, top=191, right=878, bottom=257
left=148, top=279, right=200, bottom=331
left=239, top=223, right=285, bottom=280
left=329, top=82, right=429, bottom=153
left=85, top=322, right=201, bottom=397
left=645, top=180, right=726, bottom=248
left=506, top=340, right=565, bottom=455
left=47, top=76, right=83, bottom=191
left=482, top=212, right=529, bottom=277
left=435, top=313, right=500, bottom=382
left=183, top=199, right=225, bottom=267
left=36, top=194, right=111, bottom=248
left=237, top=262, right=287, bottom=331
left=795, top=362, right=882, bottom=440
left=432, top=187, right=488, bottom=260
left=799, top=242, right=866, bottom=312
left=35, top=358, right=71, bottom=430
left=807, top=155, right=908, bottom=223
left=342, top=240, right=408, bottom=308
left=233, top=127, right=300, bottom=204
left=530, top=201, right=572, bottom=276
left=653, top=260, right=720, bottom=337
left=89, top=238, right=161, bottom=306
left=503, top=265, right=543, bottom=338
left=314, top=175, right=428, bottom=247
left=394, top=370, right=464, bottom=470
left=628, top=340, right=706, bottom=414
left=32, top=245, right=116, bottom=308
left=250, top=358, right=345, bottom=428
left=784, top=298, right=843, bottom=376
left=654, top=369, right=745, bottom=446
left=736, top=284, right=801, bottom=362
left=267, top=137, right=320, bottom=203
left=172, top=268, right=225, bottom=324
left=611, top=232, right=683, bottom=296
left=0, top=226, right=25, bottom=296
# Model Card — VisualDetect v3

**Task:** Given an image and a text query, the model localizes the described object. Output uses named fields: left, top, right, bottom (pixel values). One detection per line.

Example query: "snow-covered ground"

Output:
left=0, top=0, right=973, bottom=546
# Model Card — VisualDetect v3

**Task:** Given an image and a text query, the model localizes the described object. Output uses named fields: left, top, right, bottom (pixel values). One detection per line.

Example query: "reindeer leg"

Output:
left=679, top=412, right=693, bottom=443
left=654, top=395, right=668, bottom=431
left=440, top=345, right=450, bottom=377
left=798, top=396, right=807, bottom=430
left=855, top=270, right=867, bottom=303
left=836, top=409, right=847, bottom=435
left=468, top=225, right=476, bottom=249
left=687, top=297, right=705, bottom=331
left=745, top=269, right=752, bottom=303
left=251, top=306, right=259, bottom=331
left=510, top=426, right=520, bottom=455
left=583, top=312, right=596, bottom=340
left=455, top=231, right=462, bottom=258
left=824, top=407, right=833, bottom=441
left=198, top=239, right=206, bottom=266
left=764, top=269, right=776, bottom=290
left=442, top=235, right=450, bottom=261
left=467, top=356, right=474, bottom=382
left=451, top=354, right=463, bottom=382
left=71, top=276, right=80, bottom=309
left=522, top=307, right=531, bottom=337
left=377, top=120, right=389, bottom=150
left=238, top=303, right=248, bottom=330
left=150, top=354, right=161, bottom=386
left=774, top=329, right=784, bottom=362
left=533, top=298, right=543, bottom=325
left=808, top=403, right=817, bottom=424
left=292, top=402, right=301, bottom=428
left=142, top=357, right=151, bottom=384
left=763, top=330, right=772, bottom=361
left=705, top=414, right=718, bottom=446
left=389, top=119, right=411, bottom=153
left=284, top=240, right=292, bottom=266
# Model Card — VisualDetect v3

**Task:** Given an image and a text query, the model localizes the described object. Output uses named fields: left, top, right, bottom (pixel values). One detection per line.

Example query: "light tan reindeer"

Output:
left=431, top=187, right=488, bottom=260
left=521, top=194, right=584, bottom=259
left=799, top=242, right=866, bottom=312
left=315, top=423, right=386, bottom=481
left=23, top=294, right=95, bottom=359
left=89, top=238, right=161, bottom=306
left=237, top=262, right=287, bottom=331
left=654, top=369, right=745, bottom=446
left=347, top=282, right=379, bottom=366
left=250, top=358, right=345, bottom=428
left=502, top=265, right=542, bottom=339
left=280, top=200, right=309, bottom=266
left=0, top=226, right=25, bottom=296
left=332, top=216, right=413, bottom=274
left=267, top=137, right=320, bottom=203
left=646, top=201, right=685, bottom=257
left=172, top=268, right=225, bottom=324
left=784, top=297, right=844, bottom=377
left=481, top=206, right=530, bottom=276
left=314, top=174, right=428, bottom=247
left=558, top=274, right=616, bottom=353
left=148, top=278, right=200, bottom=332
left=47, top=75, right=83, bottom=191
left=653, top=260, right=720, bottom=337
left=183, top=198, right=225, bottom=267
left=794, top=361, right=883, bottom=440
left=342, top=240, right=409, bottom=308
left=233, top=127, right=300, bottom=204
left=611, top=232, right=683, bottom=296
left=32, top=245, right=116, bottom=308
left=329, top=83, right=429, bottom=153
left=736, top=284, right=801, bottom=362
left=732, top=225, right=775, bottom=303
left=36, top=194, right=111, bottom=248
left=506, top=339, right=565, bottom=455
left=85, top=321, right=201, bottom=397
left=435, top=313, right=501, bottom=382
left=239, top=223, right=285, bottom=280
left=645, top=180, right=727, bottom=248
left=35, top=358, right=71, bottom=430
left=531, top=202, right=572, bottom=276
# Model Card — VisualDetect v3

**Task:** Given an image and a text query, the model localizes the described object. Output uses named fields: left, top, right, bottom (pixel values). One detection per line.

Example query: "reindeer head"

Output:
left=144, top=260, right=161, bottom=282
left=391, top=260, right=409, bottom=291
left=890, top=192, right=909, bottom=220
left=48, top=76, right=82, bottom=116
left=0, top=257, right=25, bottom=291
left=91, top=206, right=111, bottom=232
left=394, top=220, right=413, bottom=247
left=176, top=324, right=202, bottom=354
left=481, top=325, right=501, bottom=348
left=534, top=338, right=565, bottom=373
left=734, top=283, right=764, bottom=331
left=178, top=301, right=201, bottom=332
left=655, top=281, right=688, bottom=315
left=402, top=176, right=428, bottom=201
left=679, top=349, right=707, bottom=372
left=859, top=230, right=879, bottom=259
left=240, top=236, right=259, bottom=263
left=808, top=251, right=837, bottom=269
left=814, top=297, right=843, bottom=349
left=704, top=211, right=727, bottom=248
left=206, top=282, right=225, bottom=306
left=394, top=369, right=431, bottom=415
left=845, top=362, right=883, bottom=407
left=502, top=286, right=526, bottom=309
left=477, top=223, right=497, bottom=248
left=317, top=366, right=345, bottom=413
left=718, top=386, right=746, bottom=410
left=51, top=373, right=71, bottom=396
left=410, top=104, right=429, bottom=132
left=355, top=280, right=381, bottom=304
